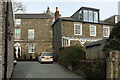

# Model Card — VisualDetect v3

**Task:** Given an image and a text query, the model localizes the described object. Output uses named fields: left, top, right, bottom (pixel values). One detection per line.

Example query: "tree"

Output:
left=15, top=2, right=26, bottom=13
left=103, top=22, right=120, bottom=56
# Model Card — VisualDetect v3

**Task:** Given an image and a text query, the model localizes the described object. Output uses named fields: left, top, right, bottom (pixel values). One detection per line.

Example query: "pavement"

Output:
left=11, top=61, right=85, bottom=80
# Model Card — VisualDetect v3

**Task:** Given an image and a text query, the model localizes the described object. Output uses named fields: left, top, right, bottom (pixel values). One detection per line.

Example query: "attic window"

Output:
left=83, top=10, right=88, bottom=22
left=83, top=10, right=99, bottom=23
left=94, top=12, right=98, bottom=23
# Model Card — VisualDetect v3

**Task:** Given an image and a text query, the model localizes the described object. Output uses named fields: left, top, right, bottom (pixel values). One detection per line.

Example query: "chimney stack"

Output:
left=46, top=7, right=50, bottom=14
left=55, top=7, right=59, bottom=21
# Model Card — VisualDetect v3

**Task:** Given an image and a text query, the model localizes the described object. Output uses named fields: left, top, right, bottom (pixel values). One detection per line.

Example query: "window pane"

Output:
left=15, top=29, right=21, bottom=39
left=15, top=19, right=21, bottom=26
left=28, top=44, right=34, bottom=53
left=90, top=26, right=96, bottom=36
left=79, top=11, right=82, bottom=20
left=103, top=27, right=109, bottom=37
left=83, top=10, right=88, bottom=22
left=74, top=24, right=82, bottom=35
left=28, top=29, right=34, bottom=38
left=89, top=10, right=93, bottom=22
left=94, top=12, right=98, bottom=23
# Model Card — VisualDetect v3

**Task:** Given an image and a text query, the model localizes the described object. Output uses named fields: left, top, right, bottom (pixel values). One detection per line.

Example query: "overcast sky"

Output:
left=15, top=0, right=120, bottom=20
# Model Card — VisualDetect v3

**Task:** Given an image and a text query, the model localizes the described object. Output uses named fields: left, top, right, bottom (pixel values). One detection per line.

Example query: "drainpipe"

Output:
left=4, top=1, right=9, bottom=80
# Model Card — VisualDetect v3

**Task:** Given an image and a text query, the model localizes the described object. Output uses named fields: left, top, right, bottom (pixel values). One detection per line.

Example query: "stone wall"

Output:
left=7, top=2, right=14, bottom=78
left=14, top=16, right=53, bottom=59
left=106, top=51, right=120, bottom=80
left=20, top=19, right=52, bottom=41
left=0, top=1, right=4, bottom=79
left=0, top=1, right=14, bottom=79
left=15, top=41, right=52, bottom=59
left=52, top=19, right=62, bottom=60
left=62, top=21, right=113, bottom=38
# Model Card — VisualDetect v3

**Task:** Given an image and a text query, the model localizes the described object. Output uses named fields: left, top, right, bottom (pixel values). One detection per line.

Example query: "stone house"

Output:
left=0, top=0, right=14, bottom=79
left=52, top=7, right=114, bottom=59
left=102, top=15, right=120, bottom=24
left=14, top=8, right=53, bottom=59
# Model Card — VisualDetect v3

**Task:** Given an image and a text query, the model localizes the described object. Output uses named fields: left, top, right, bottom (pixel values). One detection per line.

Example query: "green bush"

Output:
left=103, top=22, right=120, bottom=56
left=67, top=46, right=85, bottom=66
left=22, top=53, right=28, bottom=59
left=34, top=52, right=39, bottom=57
left=59, top=46, right=85, bottom=67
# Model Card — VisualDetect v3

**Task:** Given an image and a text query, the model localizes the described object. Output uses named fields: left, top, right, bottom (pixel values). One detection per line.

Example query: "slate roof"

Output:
left=52, top=17, right=115, bottom=27
left=15, top=13, right=52, bottom=19
left=86, top=39, right=107, bottom=48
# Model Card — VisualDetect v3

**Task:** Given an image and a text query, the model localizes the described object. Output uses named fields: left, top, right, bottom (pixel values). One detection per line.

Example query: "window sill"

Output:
left=74, top=34, right=82, bottom=35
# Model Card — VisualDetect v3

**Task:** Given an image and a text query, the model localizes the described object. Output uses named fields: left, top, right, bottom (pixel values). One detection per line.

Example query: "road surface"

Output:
left=11, top=61, right=85, bottom=80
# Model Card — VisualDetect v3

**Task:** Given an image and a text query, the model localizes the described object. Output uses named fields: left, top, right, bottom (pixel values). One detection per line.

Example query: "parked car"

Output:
left=38, top=52, right=53, bottom=63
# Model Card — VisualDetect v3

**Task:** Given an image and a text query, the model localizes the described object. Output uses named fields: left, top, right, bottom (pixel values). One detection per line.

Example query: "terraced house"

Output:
left=52, top=7, right=114, bottom=59
left=14, top=8, right=53, bottom=59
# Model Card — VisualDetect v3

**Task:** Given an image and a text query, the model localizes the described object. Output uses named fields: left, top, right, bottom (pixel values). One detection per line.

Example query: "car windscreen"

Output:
left=43, top=53, right=52, bottom=56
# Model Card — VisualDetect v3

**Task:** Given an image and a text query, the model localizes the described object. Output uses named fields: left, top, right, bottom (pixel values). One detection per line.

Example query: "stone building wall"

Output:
left=0, top=1, right=14, bottom=79
left=7, top=2, right=14, bottom=78
left=62, top=21, right=113, bottom=38
left=15, top=17, right=53, bottom=59
left=0, top=1, right=4, bottom=79
left=16, top=41, right=52, bottom=59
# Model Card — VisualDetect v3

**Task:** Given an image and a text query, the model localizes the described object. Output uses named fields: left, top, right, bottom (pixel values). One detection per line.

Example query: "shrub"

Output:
left=34, top=52, right=39, bottom=57
left=59, top=46, right=85, bottom=67
left=67, top=46, right=85, bottom=66
left=22, top=53, right=28, bottom=59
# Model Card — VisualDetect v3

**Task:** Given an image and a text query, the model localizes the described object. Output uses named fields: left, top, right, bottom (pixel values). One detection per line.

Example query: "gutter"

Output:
left=4, top=1, right=9, bottom=80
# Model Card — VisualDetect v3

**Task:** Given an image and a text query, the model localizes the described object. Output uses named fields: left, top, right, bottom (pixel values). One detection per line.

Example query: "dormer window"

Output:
left=94, top=11, right=98, bottom=23
left=83, top=10, right=88, bottom=22
left=72, top=7, right=99, bottom=23
left=89, top=10, right=93, bottom=22
left=83, top=10, right=98, bottom=23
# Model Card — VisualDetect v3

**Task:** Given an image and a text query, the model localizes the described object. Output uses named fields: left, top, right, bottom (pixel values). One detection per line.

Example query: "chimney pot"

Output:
left=55, top=7, right=59, bottom=21
left=56, top=7, right=58, bottom=11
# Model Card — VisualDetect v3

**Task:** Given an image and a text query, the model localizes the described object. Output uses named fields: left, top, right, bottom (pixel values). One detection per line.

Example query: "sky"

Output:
left=14, top=0, right=120, bottom=20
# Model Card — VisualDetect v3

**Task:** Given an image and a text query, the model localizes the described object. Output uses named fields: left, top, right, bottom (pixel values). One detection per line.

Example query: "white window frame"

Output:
left=28, top=29, right=34, bottom=39
left=66, top=39, right=70, bottom=47
left=103, top=26, right=110, bottom=37
left=74, top=24, right=82, bottom=35
left=15, top=29, right=21, bottom=39
left=62, top=38, right=70, bottom=47
left=90, top=25, right=96, bottom=36
left=15, top=19, right=21, bottom=26
left=28, top=43, right=35, bottom=53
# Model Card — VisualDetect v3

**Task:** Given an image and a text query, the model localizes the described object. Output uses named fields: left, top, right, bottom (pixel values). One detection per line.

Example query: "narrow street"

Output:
left=11, top=61, right=84, bottom=80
